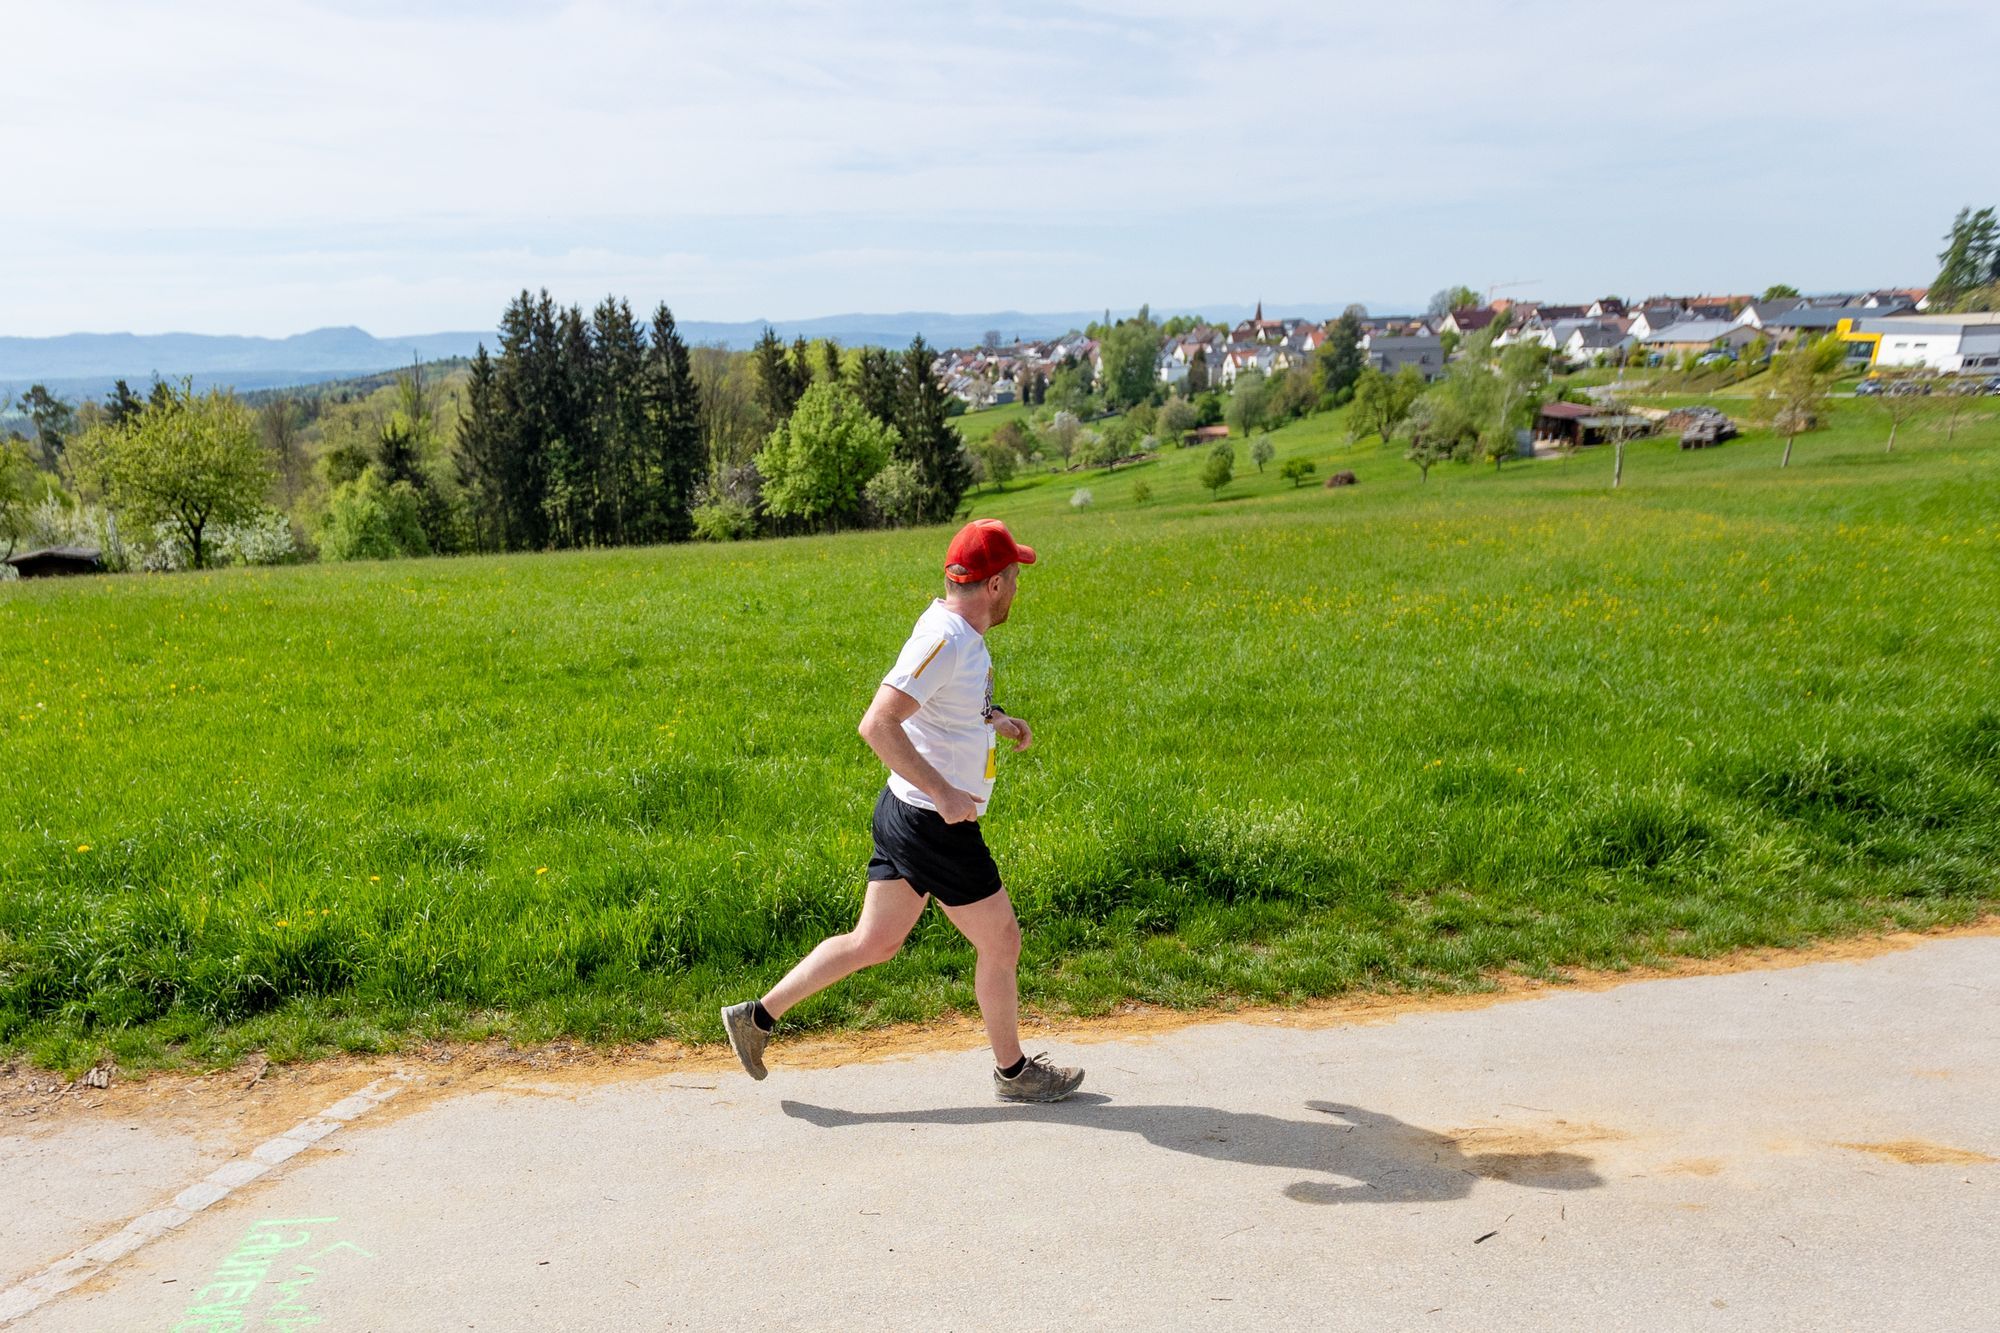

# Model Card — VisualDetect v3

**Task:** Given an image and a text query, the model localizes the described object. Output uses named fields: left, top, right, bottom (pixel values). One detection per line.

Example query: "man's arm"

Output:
left=858, top=684, right=980, bottom=823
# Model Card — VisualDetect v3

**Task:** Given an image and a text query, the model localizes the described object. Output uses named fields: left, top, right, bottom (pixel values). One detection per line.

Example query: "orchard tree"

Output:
left=1250, top=434, right=1276, bottom=472
left=1771, top=335, right=1846, bottom=467
left=1225, top=369, right=1271, bottom=438
left=1280, top=458, right=1317, bottom=488
left=1871, top=369, right=1935, bottom=451
left=1199, top=440, right=1234, bottom=497
left=1348, top=365, right=1426, bottom=443
left=1044, top=410, right=1083, bottom=468
left=1395, top=396, right=1464, bottom=483
left=65, top=380, right=271, bottom=569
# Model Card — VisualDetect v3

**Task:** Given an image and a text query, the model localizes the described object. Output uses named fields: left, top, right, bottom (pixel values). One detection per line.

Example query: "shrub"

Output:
left=1280, top=459, right=1317, bottom=488
left=1132, top=480, right=1153, bottom=505
left=864, top=459, right=927, bottom=528
left=318, top=466, right=430, bottom=562
left=214, top=510, right=299, bottom=566
left=1070, top=488, right=1093, bottom=509
left=691, top=498, right=756, bottom=542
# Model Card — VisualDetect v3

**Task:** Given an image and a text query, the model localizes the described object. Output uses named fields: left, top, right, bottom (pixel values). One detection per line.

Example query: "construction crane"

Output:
left=1487, top=279, right=1542, bottom=302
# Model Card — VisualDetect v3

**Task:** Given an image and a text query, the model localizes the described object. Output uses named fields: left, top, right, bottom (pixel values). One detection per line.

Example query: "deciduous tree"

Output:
left=757, top=380, right=896, bottom=531
left=65, top=380, right=271, bottom=569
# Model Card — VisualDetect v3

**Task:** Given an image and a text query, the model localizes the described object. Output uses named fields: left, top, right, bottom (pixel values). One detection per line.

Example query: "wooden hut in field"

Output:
left=1533, top=403, right=1652, bottom=449
left=5, top=546, right=104, bottom=578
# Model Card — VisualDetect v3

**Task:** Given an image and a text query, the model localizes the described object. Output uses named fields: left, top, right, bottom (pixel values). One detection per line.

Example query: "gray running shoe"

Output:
left=721, top=1001, right=770, bottom=1080
left=994, top=1052, right=1084, bottom=1103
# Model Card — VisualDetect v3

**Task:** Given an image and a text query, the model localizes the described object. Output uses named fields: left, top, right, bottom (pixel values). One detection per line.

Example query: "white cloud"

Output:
left=3, top=0, right=1995, bottom=333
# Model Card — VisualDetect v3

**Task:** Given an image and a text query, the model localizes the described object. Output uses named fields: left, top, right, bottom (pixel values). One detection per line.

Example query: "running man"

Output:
left=722, top=519, right=1085, bottom=1103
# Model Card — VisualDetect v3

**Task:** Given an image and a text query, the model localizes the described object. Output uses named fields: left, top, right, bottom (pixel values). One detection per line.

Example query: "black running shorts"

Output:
left=866, top=785, right=1004, bottom=907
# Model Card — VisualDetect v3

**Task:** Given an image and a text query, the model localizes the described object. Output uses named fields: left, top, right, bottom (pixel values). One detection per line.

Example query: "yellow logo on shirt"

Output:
left=985, top=738, right=997, bottom=780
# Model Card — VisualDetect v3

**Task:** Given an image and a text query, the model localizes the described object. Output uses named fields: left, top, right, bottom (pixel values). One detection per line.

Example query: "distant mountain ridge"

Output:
left=0, top=303, right=1371, bottom=403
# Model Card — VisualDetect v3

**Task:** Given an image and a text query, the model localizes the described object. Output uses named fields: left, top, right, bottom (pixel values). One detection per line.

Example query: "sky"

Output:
left=7, top=0, right=1998, bottom=337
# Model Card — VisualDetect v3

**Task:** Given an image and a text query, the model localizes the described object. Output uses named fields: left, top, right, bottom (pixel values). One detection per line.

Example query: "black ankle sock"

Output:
left=997, top=1055, right=1027, bottom=1079
left=752, top=1001, right=775, bottom=1033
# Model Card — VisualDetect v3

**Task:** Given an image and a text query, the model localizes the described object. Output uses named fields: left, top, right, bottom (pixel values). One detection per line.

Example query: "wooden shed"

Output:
left=5, top=546, right=104, bottom=578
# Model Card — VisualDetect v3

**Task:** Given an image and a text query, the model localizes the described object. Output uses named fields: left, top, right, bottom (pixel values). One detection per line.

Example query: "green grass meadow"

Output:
left=4, top=396, right=1998, bottom=1072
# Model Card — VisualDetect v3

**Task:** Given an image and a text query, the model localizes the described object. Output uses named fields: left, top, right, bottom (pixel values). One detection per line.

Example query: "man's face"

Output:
left=988, top=563, right=1019, bottom=624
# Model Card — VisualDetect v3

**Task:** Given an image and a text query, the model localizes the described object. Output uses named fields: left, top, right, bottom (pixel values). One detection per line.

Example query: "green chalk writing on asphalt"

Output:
left=174, top=1218, right=367, bottom=1332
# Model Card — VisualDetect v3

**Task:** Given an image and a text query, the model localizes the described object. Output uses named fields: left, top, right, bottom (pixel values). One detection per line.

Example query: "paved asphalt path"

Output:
left=4, top=935, right=1995, bottom=1331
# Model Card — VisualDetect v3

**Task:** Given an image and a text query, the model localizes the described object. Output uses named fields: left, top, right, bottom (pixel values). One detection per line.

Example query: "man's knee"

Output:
left=848, top=930, right=904, bottom=968
left=983, top=914, right=1022, bottom=964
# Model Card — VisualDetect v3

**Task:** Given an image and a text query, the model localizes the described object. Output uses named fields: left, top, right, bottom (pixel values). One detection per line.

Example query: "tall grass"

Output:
left=3, top=399, right=1996, bottom=1071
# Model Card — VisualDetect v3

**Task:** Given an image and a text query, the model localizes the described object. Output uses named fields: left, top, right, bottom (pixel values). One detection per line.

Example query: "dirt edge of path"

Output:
left=5, top=916, right=1995, bottom=1143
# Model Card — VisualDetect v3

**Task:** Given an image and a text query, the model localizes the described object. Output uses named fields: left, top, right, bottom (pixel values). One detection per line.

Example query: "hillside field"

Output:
left=4, top=397, right=1997, bottom=1072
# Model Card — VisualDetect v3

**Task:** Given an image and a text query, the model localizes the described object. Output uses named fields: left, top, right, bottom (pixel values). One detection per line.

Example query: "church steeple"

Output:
left=1254, top=298, right=1263, bottom=322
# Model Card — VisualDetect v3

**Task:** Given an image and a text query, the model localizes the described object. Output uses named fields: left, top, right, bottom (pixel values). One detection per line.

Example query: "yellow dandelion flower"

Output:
left=277, top=919, right=289, bottom=927
left=77, top=843, right=92, bottom=852
left=369, top=875, right=381, bottom=882
left=536, top=866, right=549, bottom=875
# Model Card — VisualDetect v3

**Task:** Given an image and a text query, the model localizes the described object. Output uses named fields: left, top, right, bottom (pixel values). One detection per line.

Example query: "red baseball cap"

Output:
left=944, top=519, right=1036, bottom=583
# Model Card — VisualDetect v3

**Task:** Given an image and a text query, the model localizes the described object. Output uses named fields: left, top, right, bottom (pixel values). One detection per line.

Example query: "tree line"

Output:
left=3, top=289, right=982, bottom=570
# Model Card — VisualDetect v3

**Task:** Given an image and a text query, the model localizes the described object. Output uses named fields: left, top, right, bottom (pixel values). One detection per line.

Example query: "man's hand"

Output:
left=934, top=787, right=981, bottom=824
left=991, top=713, right=1033, bottom=752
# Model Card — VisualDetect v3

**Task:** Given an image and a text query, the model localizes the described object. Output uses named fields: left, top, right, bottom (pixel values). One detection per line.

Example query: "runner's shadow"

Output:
left=782, top=1097, right=1603, bottom=1204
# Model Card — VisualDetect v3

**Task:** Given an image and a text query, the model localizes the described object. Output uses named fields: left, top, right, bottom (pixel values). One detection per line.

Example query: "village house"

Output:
left=1733, top=298, right=1803, bottom=329
left=1626, top=306, right=1688, bottom=340
left=1360, top=332, right=1445, bottom=380
left=1439, top=307, right=1497, bottom=337
left=1564, top=324, right=1634, bottom=364
left=1641, top=318, right=1764, bottom=358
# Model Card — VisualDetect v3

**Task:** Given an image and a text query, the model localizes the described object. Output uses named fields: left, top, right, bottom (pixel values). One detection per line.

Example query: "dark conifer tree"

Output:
left=752, top=325, right=798, bottom=432
left=590, top=296, right=648, bottom=545
left=495, top=288, right=557, bottom=551
left=854, top=346, right=900, bottom=425
left=542, top=303, right=601, bottom=547
left=895, top=336, right=972, bottom=524
left=789, top=335, right=815, bottom=403
left=456, top=345, right=508, bottom=551
left=821, top=338, right=843, bottom=383
left=104, top=379, right=145, bottom=429
left=643, top=303, right=705, bottom=542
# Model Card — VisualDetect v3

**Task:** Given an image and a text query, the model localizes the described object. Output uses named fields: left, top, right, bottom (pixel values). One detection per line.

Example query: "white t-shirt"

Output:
left=880, top=599, right=997, bottom=813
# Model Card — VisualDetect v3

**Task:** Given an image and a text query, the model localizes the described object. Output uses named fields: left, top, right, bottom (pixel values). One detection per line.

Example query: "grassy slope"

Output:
left=3, top=399, right=1997, bottom=1072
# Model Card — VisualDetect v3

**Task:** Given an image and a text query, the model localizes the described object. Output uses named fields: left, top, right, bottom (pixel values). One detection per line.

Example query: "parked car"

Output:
left=1886, top=380, right=1933, bottom=396
left=1695, top=350, right=1736, bottom=366
left=1854, top=378, right=1884, bottom=396
left=1983, top=376, right=2000, bottom=396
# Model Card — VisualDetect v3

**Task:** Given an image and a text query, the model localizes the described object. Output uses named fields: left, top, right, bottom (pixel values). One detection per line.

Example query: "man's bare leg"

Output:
left=760, top=879, right=927, bottom=1020
left=937, top=887, right=1025, bottom=1069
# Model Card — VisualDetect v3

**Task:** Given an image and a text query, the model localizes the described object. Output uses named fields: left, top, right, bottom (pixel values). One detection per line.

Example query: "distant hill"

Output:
left=0, top=303, right=1373, bottom=405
